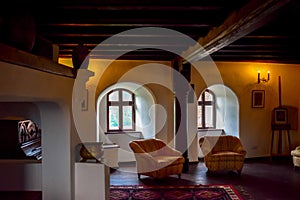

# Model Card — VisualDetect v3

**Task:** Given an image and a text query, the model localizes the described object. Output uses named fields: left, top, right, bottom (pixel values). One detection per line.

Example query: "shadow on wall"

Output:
left=208, top=84, right=239, bottom=137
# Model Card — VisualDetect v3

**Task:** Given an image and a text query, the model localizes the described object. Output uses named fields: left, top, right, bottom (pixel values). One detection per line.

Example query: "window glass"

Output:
left=198, top=89, right=215, bottom=129
left=122, top=91, right=132, bottom=101
left=109, top=91, right=119, bottom=101
left=107, top=88, right=135, bottom=132
left=122, top=106, right=133, bottom=129
left=197, top=105, right=202, bottom=127
left=204, top=91, right=213, bottom=101
left=205, top=105, right=213, bottom=127
left=109, top=106, right=119, bottom=130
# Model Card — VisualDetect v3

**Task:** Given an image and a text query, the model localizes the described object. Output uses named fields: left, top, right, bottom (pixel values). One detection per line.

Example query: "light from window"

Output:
left=109, top=91, right=119, bottom=101
left=122, top=91, right=132, bottom=101
left=122, top=105, right=133, bottom=129
left=197, top=105, right=202, bottom=127
left=107, top=89, right=135, bottom=131
left=198, top=89, right=215, bottom=129
left=205, top=105, right=214, bottom=127
left=108, top=106, right=119, bottom=130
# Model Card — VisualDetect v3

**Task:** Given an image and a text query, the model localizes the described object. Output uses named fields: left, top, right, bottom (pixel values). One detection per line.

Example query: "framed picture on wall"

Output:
left=81, top=89, right=88, bottom=111
left=252, top=90, right=265, bottom=108
left=274, top=107, right=288, bottom=124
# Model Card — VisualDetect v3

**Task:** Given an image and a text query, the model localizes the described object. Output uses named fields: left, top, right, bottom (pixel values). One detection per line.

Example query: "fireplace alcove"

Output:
left=0, top=56, right=74, bottom=200
left=0, top=102, right=42, bottom=159
left=0, top=101, right=71, bottom=198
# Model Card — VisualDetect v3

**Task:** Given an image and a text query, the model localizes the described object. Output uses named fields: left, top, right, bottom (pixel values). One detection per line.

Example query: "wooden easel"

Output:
left=270, top=76, right=291, bottom=160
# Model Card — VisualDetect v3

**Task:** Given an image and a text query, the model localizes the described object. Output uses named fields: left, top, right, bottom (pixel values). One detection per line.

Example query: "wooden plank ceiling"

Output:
left=2, top=0, right=300, bottom=64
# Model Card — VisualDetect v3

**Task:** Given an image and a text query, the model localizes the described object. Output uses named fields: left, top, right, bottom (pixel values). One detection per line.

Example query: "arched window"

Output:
left=107, top=89, right=135, bottom=131
left=198, top=89, right=215, bottom=129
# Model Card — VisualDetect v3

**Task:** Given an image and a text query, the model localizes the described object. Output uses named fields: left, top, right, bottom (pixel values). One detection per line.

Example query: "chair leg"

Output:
left=178, top=174, right=181, bottom=179
left=138, top=174, right=141, bottom=179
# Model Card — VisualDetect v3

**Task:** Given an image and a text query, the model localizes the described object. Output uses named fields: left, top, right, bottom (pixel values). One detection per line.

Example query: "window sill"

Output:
left=104, top=131, right=144, bottom=140
left=197, top=129, right=225, bottom=137
left=105, top=131, right=142, bottom=135
left=197, top=128, right=224, bottom=132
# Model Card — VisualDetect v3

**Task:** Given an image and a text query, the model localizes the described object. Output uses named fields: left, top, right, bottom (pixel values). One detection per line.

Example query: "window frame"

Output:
left=107, top=88, right=135, bottom=132
left=197, top=89, right=216, bottom=129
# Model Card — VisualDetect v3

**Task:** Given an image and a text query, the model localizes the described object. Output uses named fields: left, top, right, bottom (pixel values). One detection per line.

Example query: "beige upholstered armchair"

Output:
left=291, top=146, right=300, bottom=169
left=129, top=138, right=185, bottom=179
left=199, top=135, right=247, bottom=176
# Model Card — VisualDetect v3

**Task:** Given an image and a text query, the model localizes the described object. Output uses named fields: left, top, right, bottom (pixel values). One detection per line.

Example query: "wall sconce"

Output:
left=258, top=70, right=270, bottom=83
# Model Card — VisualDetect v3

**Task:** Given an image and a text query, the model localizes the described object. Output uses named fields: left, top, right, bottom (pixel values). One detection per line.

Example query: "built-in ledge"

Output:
left=0, top=43, right=75, bottom=78
left=0, top=159, right=41, bottom=164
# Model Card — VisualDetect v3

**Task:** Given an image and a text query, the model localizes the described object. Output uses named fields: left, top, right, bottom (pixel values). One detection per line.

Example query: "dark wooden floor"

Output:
left=1, top=157, right=299, bottom=199
left=110, top=157, right=300, bottom=200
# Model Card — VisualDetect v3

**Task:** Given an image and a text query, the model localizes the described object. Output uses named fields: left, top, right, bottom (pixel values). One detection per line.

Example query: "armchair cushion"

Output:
left=129, top=138, right=185, bottom=179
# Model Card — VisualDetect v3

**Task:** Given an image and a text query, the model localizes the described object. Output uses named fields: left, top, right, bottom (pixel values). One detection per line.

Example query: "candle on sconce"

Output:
left=258, top=70, right=260, bottom=83
left=267, top=70, right=270, bottom=80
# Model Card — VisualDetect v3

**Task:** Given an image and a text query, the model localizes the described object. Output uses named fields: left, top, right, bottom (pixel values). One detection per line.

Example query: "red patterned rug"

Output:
left=110, top=184, right=243, bottom=200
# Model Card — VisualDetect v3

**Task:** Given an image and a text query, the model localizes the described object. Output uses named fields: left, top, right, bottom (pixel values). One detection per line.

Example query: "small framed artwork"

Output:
left=81, top=89, right=88, bottom=111
left=252, top=90, right=265, bottom=108
left=274, top=108, right=288, bottom=124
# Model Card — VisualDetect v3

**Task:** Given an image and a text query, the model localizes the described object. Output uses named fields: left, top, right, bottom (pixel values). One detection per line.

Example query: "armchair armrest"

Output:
left=199, top=137, right=213, bottom=156
left=234, top=146, right=247, bottom=156
left=134, top=151, right=164, bottom=174
left=291, top=146, right=300, bottom=157
left=231, top=139, right=246, bottom=156
left=160, top=144, right=182, bottom=157
left=134, top=152, right=157, bottom=165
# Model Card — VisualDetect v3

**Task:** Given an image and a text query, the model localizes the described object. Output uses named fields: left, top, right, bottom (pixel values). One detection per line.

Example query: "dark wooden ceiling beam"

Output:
left=58, top=53, right=176, bottom=61
left=49, top=0, right=246, bottom=10
left=183, top=0, right=291, bottom=63
left=216, top=49, right=290, bottom=53
left=43, top=33, right=201, bottom=38
left=211, top=55, right=300, bottom=64
left=35, top=10, right=224, bottom=27
left=40, top=23, right=212, bottom=28
left=30, top=0, right=251, bottom=61
left=56, top=5, right=226, bottom=11
left=3, top=0, right=299, bottom=63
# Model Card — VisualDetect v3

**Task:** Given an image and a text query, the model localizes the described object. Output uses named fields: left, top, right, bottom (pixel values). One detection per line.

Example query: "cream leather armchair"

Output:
left=291, top=146, right=300, bottom=169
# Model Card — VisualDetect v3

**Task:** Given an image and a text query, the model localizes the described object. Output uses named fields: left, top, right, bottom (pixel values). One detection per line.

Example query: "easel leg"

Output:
left=287, top=130, right=291, bottom=152
left=270, top=131, right=274, bottom=161
left=278, top=130, right=282, bottom=155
